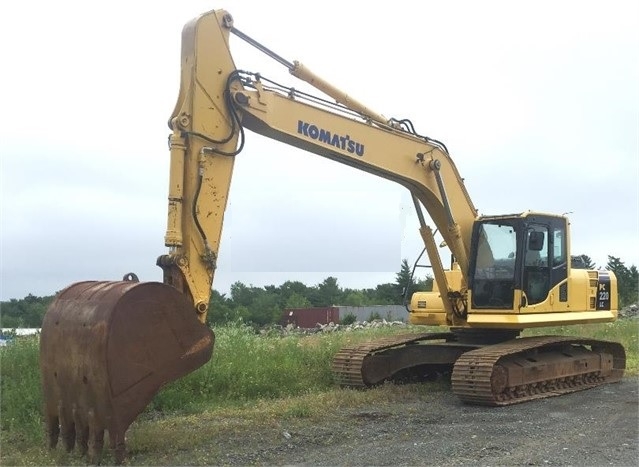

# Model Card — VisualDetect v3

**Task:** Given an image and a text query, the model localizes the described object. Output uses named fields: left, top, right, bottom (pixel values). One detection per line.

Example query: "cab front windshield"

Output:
left=471, top=222, right=517, bottom=308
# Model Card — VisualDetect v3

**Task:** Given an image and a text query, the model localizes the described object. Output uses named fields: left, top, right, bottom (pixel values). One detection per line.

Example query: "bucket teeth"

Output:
left=45, top=403, right=109, bottom=462
left=40, top=280, right=214, bottom=463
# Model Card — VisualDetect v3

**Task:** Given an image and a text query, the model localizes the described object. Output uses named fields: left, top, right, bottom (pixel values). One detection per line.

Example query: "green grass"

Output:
left=1, top=320, right=637, bottom=465
left=0, top=337, right=44, bottom=444
left=148, top=323, right=420, bottom=413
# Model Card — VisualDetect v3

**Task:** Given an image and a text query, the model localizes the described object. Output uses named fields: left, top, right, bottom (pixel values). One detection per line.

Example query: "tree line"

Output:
left=1, top=256, right=637, bottom=329
left=0, top=260, right=427, bottom=328
left=208, top=259, right=430, bottom=326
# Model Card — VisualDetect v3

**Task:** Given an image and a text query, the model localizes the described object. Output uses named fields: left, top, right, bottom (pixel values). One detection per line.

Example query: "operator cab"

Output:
left=468, top=212, right=568, bottom=310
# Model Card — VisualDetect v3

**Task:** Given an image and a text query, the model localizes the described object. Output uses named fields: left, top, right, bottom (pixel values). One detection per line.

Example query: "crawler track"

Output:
left=333, top=333, right=626, bottom=406
left=332, top=332, right=455, bottom=387
left=451, top=336, right=626, bottom=406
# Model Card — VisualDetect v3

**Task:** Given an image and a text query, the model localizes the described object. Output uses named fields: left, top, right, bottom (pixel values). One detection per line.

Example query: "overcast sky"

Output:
left=1, top=0, right=637, bottom=301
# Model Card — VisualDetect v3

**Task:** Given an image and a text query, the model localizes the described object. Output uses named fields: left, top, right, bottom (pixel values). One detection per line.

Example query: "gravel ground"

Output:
left=213, top=378, right=638, bottom=466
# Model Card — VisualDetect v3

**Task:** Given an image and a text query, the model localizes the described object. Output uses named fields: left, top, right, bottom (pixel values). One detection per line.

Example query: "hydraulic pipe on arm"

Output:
left=230, top=23, right=477, bottom=271
left=230, top=77, right=476, bottom=319
left=157, top=10, right=243, bottom=322
left=217, top=12, right=479, bottom=315
left=150, top=8, right=480, bottom=322
left=229, top=24, right=397, bottom=128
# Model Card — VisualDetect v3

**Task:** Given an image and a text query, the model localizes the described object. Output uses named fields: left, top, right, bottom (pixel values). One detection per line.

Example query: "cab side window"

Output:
left=553, top=228, right=566, bottom=266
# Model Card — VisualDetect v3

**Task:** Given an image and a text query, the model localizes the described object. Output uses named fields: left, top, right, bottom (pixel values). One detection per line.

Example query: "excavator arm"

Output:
left=156, top=10, right=241, bottom=321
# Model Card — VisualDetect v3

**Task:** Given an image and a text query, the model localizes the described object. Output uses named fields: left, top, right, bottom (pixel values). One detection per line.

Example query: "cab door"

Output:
left=523, top=218, right=567, bottom=305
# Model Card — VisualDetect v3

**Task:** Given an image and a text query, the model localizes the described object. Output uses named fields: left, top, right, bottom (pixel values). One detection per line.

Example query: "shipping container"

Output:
left=281, top=307, right=340, bottom=328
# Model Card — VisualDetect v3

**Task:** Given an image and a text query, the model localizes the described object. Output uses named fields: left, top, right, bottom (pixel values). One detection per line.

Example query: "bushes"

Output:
left=340, top=313, right=357, bottom=325
left=149, top=323, right=340, bottom=411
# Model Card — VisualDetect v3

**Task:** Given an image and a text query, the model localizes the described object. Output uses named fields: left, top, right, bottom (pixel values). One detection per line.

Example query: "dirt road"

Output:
left=209, top=378, right=638, bottom=466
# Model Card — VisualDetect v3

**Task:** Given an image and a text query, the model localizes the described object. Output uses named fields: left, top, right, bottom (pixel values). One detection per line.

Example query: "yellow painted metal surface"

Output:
left=159, top=10, right=241, bottom=322
left=466, top=310, right=618, bottom=328
left=160, top=9, right=620, bottom=330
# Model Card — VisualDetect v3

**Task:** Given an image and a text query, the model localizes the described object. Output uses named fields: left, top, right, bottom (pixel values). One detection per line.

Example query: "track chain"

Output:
left=451, top=336, right=626, bottom=406
left=332, top=332, right=454, bottom=387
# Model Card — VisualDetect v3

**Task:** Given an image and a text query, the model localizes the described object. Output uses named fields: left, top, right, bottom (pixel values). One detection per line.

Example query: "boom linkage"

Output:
left=209, top=12, right=477, bottom=320
left=156, top=9, right=480, bottom=322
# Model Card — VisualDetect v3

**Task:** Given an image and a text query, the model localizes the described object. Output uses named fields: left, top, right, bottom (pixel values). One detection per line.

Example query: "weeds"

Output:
left=148, top=322, right=414, bottom=412
left=0, top=336, right=43, bottom=444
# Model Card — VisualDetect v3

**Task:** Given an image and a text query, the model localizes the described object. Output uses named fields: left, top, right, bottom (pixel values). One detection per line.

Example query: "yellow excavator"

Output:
left=39, top=8, right=625, bottom=464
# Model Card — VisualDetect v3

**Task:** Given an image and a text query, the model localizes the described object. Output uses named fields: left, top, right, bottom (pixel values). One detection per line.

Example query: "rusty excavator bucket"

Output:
left=40, top=280, right=213, bottom=463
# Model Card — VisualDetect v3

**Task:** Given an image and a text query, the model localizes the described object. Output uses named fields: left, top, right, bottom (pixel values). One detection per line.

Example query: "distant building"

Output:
left=282, top=307, right=340, bottom=328
left=0, top=328, right=40, bottom=346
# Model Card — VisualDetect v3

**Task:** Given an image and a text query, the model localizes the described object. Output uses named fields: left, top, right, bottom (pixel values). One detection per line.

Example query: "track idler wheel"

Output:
left=40, top=280, right=214, bottom=464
